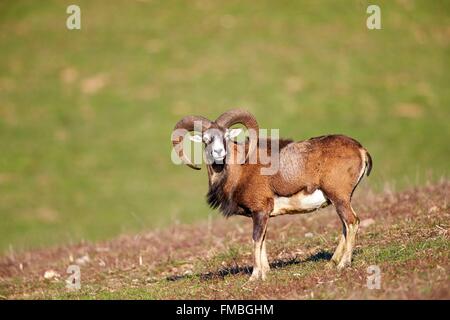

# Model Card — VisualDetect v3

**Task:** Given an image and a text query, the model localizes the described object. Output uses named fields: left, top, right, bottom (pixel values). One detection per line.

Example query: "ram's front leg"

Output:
left=249, top=212, right=269, bottom=281
left=260, top=234, right=270, bottom=278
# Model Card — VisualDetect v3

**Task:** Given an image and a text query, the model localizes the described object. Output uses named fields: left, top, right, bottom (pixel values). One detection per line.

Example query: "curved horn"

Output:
left=215, top=109, right=259, bottom=162
left=172, top=115, right=212, bottom=170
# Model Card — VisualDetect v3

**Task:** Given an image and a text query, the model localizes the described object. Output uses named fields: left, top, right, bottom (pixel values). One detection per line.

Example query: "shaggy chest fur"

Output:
left=206, top=169, right=248, bottom=217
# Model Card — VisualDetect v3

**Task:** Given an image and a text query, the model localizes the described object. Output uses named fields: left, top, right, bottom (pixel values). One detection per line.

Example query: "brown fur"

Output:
left=204, top=133, right=372, bottom=280
left=208, top=135, right=370, bottom=219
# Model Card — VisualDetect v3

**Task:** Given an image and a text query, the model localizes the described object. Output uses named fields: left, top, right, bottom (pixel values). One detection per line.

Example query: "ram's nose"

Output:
left=212, top=148, right=226, bottom=159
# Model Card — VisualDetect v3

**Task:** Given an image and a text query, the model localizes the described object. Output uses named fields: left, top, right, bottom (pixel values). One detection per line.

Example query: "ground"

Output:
left=1, top=180, right=448, bottom=299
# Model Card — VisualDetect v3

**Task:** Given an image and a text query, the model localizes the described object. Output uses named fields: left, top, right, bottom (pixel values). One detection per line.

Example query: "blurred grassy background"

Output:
left=0, top=0, right=449, bottom=253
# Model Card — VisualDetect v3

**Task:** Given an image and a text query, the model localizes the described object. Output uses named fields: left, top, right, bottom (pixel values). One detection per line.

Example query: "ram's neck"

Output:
left=206, top=163, right=226, bottom=187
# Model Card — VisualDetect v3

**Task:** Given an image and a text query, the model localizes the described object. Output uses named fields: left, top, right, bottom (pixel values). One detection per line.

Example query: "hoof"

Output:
left=336, top=260, right=351, bottom=271
left=248, top=274, right=267, bottom=282
left=248, top=270, right=260, bottom=282
left=248, top=269, right=268, bottom=282
left=248, top=275, right=259, bottom=282
left=262, top=266, right=270, bottom=274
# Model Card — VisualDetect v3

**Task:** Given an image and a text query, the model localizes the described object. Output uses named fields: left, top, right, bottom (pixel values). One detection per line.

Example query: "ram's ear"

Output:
left=226, top=128, right=242, bottom=139
left=189, top=134, right=203, bottom=143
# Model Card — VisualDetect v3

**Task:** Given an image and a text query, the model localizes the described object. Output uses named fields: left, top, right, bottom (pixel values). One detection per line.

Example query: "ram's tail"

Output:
left=365, top=151, right=373, bottom=177
left=351, top=149, right=373, bottom=200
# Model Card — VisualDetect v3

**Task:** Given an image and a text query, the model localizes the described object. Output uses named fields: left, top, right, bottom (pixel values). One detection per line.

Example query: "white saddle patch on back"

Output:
left=272, top=189, right=328, bottom=216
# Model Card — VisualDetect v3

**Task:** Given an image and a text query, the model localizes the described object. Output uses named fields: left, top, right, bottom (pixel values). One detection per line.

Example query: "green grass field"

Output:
left=0, top=0, right=449, bottom=254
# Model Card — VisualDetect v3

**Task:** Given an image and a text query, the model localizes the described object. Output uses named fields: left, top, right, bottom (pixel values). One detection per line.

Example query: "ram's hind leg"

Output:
left=334, top=201, right=359, bottom=270
left=338, top=205, right=359, bottom=269
left=330, top=225, right=346, bottom=265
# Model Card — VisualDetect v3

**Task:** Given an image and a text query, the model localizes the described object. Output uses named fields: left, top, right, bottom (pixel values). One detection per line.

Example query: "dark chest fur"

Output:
left=206, top=168, right=248, bottom=217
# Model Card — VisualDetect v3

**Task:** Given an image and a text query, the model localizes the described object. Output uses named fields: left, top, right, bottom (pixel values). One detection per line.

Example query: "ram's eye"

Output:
left=203, top=135, right=211, bottom=144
